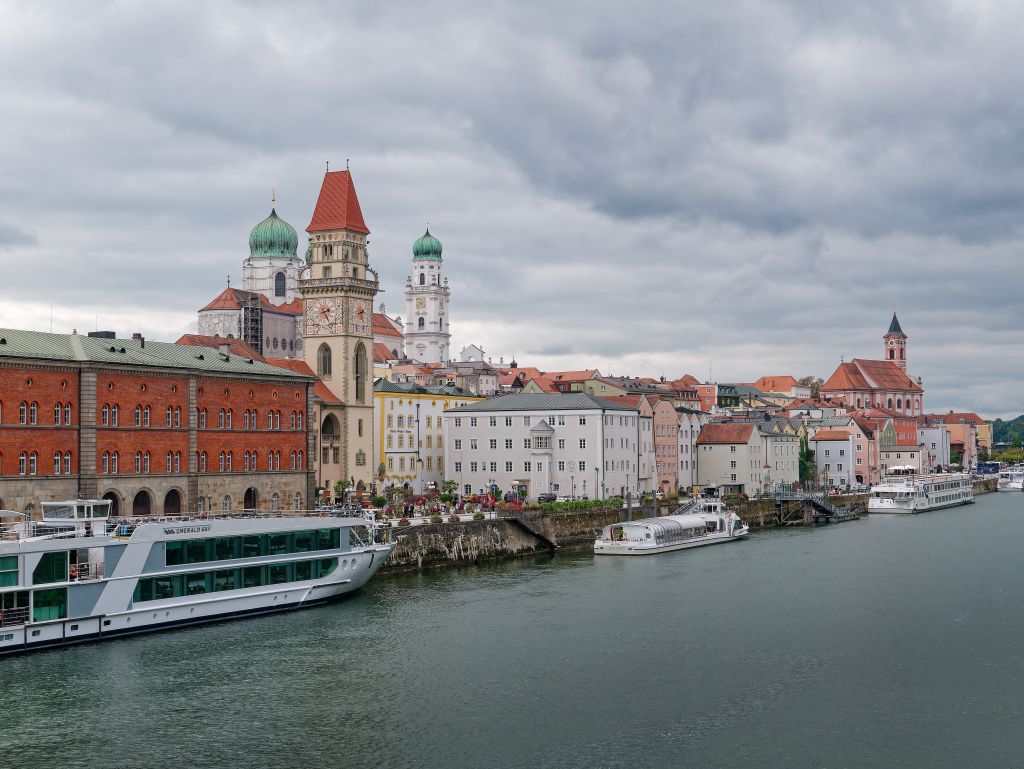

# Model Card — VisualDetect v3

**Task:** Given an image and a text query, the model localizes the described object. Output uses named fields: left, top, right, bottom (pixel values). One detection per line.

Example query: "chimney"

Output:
left=132, top=332, right=145, bottom=348
left=218, top=343, right=230, bottom=356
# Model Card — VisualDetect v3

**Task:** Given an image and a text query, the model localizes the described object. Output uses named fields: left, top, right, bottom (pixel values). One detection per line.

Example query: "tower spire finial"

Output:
left=227, top=274, right=231, bottom=288
left=326, top=160, right=329, bottom=172
left=346, top=158, right=350, bottom=171
left=272, top=187, right=276, bottom=207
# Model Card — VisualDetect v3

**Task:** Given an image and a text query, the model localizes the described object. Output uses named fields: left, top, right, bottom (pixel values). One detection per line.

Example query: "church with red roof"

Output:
left=820, top=312, right=924, bottom=417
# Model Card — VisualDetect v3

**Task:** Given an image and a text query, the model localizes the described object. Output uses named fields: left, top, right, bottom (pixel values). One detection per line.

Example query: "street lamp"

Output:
left=570, top=474, right=575, bottom=501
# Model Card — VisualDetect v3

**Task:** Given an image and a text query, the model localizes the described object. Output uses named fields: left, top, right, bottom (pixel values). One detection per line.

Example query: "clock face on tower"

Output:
left=350, top=299, right=371, bottom=336
left=415, top=297, right=427, bottom=309
left=305, top=298, right=341, bottom=335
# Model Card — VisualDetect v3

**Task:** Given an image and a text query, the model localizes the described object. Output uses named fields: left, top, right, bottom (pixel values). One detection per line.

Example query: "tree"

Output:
left=798, top=434, right=817, bottom=484
left=798, top=376, right=825, bottom=399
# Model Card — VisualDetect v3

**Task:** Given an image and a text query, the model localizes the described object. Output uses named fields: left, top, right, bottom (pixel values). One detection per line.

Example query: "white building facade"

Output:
left=443, top=393, right=639, bottom=500
left=677, top=408, right=708, bottom=492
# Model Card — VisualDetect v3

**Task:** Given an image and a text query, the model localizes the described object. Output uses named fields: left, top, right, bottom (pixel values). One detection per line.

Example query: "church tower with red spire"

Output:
left=300, top=168, right=379, bottom=491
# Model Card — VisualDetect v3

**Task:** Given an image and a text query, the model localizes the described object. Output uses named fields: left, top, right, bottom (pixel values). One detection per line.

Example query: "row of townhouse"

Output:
left=694, top=422, right=800, bottom=495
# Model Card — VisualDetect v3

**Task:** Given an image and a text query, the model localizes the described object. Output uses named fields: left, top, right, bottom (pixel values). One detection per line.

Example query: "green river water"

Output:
left=2, top=492, right=1023, bottom=769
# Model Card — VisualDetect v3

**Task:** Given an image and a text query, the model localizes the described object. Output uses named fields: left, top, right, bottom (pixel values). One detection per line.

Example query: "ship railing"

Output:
left=0, top=521, right=83, bottom=542
left=70, top=561, right=104, bottom=582
left=0, top=606, right=30, bottom=628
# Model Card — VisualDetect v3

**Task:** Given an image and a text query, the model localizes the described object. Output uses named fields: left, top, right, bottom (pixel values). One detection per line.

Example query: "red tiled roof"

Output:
left=306, top=170, right=369, bottom=234
left=373, top=342, right=400, bottom=363
left=175, top=334, right=265, bottom=362
left=696, top=423, right=755, bottom=445
left=753, top=375, right=800, bottom=392
left=200, top=287, right=248, bottom=311
left=372, top=312, right=404, bottom=338
left=926, top=411, right=986, bottom=425
left=274, top=298, right=303, bottom=315
left=822, top=359, right=921, bottom=393
left=268, top=358, right=315, bottom=376
left=549, top=369, right=599, bottom=382
left=496, top=367, right=545, bottom=386
left=811, top=430, right=852, bottom=441
left=676, top=374, right=701, bottom=387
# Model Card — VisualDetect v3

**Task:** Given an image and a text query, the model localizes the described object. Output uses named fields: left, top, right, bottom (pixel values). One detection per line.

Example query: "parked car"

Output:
left=537, top=492, right=557, bottom=503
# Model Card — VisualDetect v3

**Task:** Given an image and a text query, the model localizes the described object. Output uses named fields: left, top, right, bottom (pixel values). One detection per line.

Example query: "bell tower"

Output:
left=300, top=169, right=379, bottom=490
left=403, top=228, right=451, bottom=363
left=883, top=309, right=907, bottom=371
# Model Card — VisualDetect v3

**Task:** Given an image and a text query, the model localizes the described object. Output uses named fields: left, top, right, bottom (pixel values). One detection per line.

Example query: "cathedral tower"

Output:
left=403, top=228, right=451, bottom=363
left=884, top=310, right=908, bottom=371
left=242, top=205, right=304, bottom=306
left=300, top=170, right=378, bottom=490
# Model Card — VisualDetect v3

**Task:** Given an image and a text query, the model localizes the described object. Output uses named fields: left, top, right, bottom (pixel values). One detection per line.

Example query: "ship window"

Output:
left=213, top=537, right=240, bottom=561
left=32, top=551, right=68, bottom=585
left=185, top=539, right=210, bottom=564
left=268, top=533, right=290, bottom=555
left=133, top=559, right=340, bottom=603
left=0, top=555, right=18, bottom=587
left=32, top=587, right=67, bottom=622
left=241, top=535, right=264, bottom=559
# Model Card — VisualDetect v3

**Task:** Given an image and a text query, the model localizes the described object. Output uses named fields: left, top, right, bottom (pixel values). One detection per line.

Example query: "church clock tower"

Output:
left=884, top=310, right=908, bottom=371
left=403, top=228, right=451, bottom=363
left=300, top=169, right=379, bottom=491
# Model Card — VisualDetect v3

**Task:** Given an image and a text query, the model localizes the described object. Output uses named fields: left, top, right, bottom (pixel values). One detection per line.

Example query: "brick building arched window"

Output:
left=63, top=452, right=71, bottom=475
left=64, top=403, right=71, bottom=424
left=19, top=401, right=27, bottom=424
left=54, top=403, right=62, bottom=424
left=54, top=452, right=62, bottom=474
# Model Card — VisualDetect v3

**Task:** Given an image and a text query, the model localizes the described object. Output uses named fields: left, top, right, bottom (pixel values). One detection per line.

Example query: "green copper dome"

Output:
left=249, top=208, right=299, bottom=259
left=412, top=228, right=443, bottom=260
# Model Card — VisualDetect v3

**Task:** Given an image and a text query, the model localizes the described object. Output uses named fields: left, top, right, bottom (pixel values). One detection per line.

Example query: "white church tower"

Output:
left=404, top=228, right=451, bottom=363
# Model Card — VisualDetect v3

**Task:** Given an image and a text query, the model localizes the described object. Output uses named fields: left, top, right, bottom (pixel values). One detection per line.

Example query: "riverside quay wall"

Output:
left=379, top=478, right=999, bottom=573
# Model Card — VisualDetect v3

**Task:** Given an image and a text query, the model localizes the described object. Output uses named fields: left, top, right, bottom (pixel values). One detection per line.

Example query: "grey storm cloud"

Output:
left=1, top=0, right=1022, bottom=417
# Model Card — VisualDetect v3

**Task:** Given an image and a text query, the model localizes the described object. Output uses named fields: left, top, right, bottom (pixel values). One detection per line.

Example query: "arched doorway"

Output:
left=133, top=490, right=152, bottom=516
left=164, top=489, right=182, bottom=516
left=855, top=474, right=864, bottom=484
left=102, top=491, right=120, bottom=516
left=243, top=487, right=259, bottom=511
left=321, top=413, right=340, bottom=439
left=356, top=480, right=366, bottom=492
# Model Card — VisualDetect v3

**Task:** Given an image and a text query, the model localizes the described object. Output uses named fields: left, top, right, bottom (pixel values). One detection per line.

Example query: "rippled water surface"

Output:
left=3, top=493, right=1024, bottom=769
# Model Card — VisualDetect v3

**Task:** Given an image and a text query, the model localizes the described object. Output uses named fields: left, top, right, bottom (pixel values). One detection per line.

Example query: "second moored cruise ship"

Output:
left=867, top=472, right=974, bottom=514
left=0, top=500, right=395, bottom=654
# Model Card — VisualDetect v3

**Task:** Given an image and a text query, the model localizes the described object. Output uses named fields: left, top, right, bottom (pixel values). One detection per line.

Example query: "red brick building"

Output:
left=0, top=328, right=314, bottom=517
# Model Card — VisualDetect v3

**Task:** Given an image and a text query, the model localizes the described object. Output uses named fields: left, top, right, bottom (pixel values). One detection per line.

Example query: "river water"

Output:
left=3, top=492, right=1024, bottom=769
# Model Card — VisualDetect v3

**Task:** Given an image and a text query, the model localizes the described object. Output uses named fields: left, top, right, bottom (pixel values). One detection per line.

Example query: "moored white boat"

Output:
left=594, top=498, right=748, bottom=556
left=997, top=468, right=1024, bottom=492
left=867, top=472, right=974, bottom=514
left=0, top=499, right=395, bottom=654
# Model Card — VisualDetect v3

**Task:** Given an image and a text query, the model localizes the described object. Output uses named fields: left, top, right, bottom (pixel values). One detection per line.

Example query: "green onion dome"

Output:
left=412, top=228, right=443, bottom=260
left=249, top=208, right=299, bottom=259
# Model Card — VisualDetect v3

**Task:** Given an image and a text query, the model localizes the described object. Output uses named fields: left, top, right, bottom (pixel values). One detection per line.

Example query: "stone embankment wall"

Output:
left=379, top=519, right=553, bottom=574
left=378, top=479, right=1001, bottom=574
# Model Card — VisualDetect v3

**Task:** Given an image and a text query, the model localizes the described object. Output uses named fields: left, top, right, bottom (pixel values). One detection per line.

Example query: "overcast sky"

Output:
left=1, top=1, right=1022, bottom=417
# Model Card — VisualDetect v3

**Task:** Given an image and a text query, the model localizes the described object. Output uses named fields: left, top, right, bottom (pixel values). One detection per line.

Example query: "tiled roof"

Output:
left=822, top=359, right=921, bottom=393
left=676, top=374, right=701, bottom=387
left=696, top=423, right=755, bottom=445
left=549, top=369, right=600, bottom=382
left=374, top=379, right=475, bottom=397
left=175, top=334, right=266, bottom=362
left=811, top=430, right=852, bottom=441
left=753, top=375, right=800, bottom=392
left=446, top=392, right=636, bottom=413
left=306, top=170, right=369, bottom=234
left=925, top=411, right=986, bottom=425
left=373, top=342, right=400, bottom=363
left=372, top=312, right=404, bottom=338
left=274, top=298, right=303, bottom=315
left=0, top=328, right=309, bottom=379
left=200, top=287, right=247, bottom=311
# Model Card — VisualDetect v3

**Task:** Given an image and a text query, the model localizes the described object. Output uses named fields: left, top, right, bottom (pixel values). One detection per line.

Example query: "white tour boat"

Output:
left=0, top=499, right=395, bottom=654
left=867, top=472, right=975, bottom=514
left=594, top=498, right=749, bottom=556
left=997, top=467, right=1024, bottom=492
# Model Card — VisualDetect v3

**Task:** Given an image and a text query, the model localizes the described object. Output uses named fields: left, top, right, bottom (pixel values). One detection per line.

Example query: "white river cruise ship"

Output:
left=0, top=500, right=395, bottom=654
left=594, top=498, right=749, bottom=555
left=867, top=473, right=975, bottom=514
